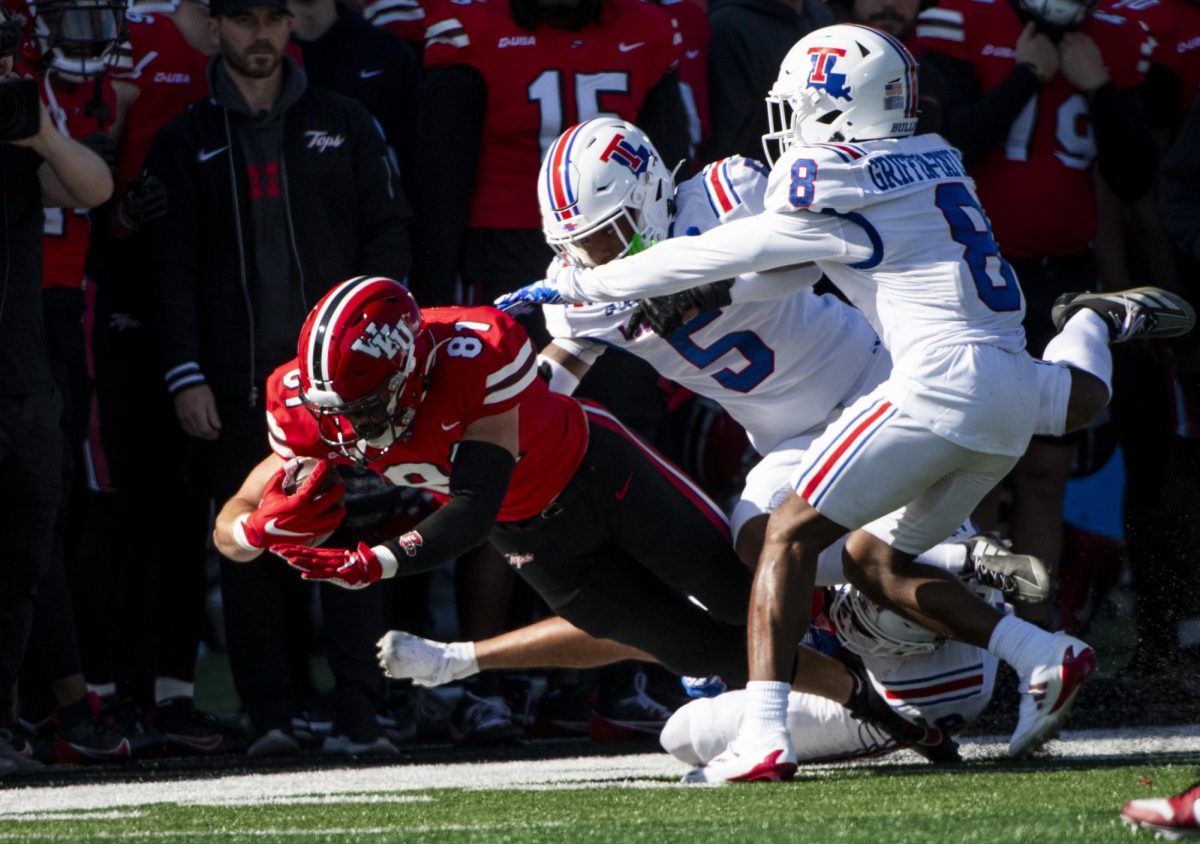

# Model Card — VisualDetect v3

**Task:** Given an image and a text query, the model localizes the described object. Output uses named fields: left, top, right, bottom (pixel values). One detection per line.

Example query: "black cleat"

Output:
left=1051, top=286, right=1195, bottom=343
left=844, top=661, right=960, bottom=763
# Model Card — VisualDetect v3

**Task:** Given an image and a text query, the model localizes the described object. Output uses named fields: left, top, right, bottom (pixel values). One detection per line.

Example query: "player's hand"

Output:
left=120, top=174, right=168, bottom=227
left=273, top=541, right=388, bottom=590
left=1015, top=22, right=1059, bottom=82
left=493, top=280, right=567, bottom=314
left=173, top=383, right=222, bottom=440
left=237, top=460, right=346, bottom=551
left=1059, top=31, right=1110, bottom=93
left=626, top=294, right=690, bottom=338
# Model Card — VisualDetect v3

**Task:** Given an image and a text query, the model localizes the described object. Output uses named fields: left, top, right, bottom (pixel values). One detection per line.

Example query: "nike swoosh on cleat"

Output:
left=618, top=41, right=645, bottom=52
left=265, top=519, right=311, bottom=537
left=360, top=68, right=384, bottom=79
left=197, top=146, right=229, bottom=163
left=167, top=731, right=225, bottom=751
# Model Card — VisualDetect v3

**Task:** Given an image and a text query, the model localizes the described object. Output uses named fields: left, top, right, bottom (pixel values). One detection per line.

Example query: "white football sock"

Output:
left=1044, top=310, right=1113, bottom=398
left=155, top=678, right=195, bottom=705
left=738, top=681, right=790, bottom=744
left=987, top=614, right=1054, bottom=677
left=914, top=542, right=970, bottom=574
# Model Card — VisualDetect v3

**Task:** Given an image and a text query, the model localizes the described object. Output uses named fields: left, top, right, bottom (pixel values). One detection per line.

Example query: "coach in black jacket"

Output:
left=144, top=0, right=410, bottom=756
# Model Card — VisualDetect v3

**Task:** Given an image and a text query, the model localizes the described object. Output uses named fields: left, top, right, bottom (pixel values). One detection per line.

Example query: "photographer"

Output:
left=0, top=18, right=113, bottom=772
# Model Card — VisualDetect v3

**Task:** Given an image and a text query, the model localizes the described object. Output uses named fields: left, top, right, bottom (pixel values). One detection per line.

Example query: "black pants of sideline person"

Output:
left=206, top=394, right=387, bottom=741
left=490, top=402, right=753, bottom=688
left=0, top=389, right=62, bottom=718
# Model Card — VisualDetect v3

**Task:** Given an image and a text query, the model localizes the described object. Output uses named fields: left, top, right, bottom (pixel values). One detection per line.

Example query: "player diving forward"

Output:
left=496, top=24, right=1195, bottom=780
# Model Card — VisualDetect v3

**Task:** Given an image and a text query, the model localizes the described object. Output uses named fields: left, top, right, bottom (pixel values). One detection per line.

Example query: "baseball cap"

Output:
left=210, top=0, right=291, bottom=16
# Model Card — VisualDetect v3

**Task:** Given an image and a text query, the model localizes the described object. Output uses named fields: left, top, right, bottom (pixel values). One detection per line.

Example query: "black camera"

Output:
left=0, top=78, right=39, bottom=142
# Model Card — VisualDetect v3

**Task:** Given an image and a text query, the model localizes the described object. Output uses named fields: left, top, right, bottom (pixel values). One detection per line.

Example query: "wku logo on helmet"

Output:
left=806, top=46, right=853, bottom=101
left=350, top=319, right=414, bottom=361
left=599, top=133, right=651, bottom=175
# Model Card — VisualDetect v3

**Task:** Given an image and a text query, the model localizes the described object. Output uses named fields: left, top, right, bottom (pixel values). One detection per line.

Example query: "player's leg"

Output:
left=377, top=616, right=653, bottom=687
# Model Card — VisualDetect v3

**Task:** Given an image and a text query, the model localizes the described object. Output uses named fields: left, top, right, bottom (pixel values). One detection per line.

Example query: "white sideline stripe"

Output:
left=0, top=823, right=571, bottom=840
left=1, top=725, right=1197, bottom=817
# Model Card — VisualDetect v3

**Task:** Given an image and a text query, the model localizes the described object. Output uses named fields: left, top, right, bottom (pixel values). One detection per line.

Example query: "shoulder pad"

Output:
left=674, top=155, right=770, bottom=235
left=764, top=144, right=871, bottom=215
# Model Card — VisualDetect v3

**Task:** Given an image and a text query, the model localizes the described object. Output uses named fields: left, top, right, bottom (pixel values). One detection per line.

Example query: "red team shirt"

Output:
left=364, top=0, right=436, bottom=47
left=33, top=67, right=118, bottom=290
left=917, top=1, right=1151, bottom=256
left=1102, top=0, right=1200, bottom=122
left=112, top=10, right=210, bottom=195
left=266, top=307, right=589, bottom=523
left=422, top=0, right=682, bottom=229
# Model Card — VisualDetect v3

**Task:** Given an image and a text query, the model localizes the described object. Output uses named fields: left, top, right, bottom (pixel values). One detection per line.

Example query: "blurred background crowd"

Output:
left=0, top=0, right=1196, bottom=766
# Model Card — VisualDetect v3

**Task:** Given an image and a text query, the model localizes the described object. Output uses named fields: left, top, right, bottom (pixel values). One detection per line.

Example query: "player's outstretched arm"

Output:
left=274, top=408, right=519, bottom=588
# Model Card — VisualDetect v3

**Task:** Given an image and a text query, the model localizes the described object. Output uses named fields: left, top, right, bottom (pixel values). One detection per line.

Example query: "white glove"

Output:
left=375, top=630, right=479, bottom=687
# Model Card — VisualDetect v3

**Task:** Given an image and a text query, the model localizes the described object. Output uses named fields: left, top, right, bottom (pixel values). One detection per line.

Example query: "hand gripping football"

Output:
left=281, top=456, right=339, bottom=497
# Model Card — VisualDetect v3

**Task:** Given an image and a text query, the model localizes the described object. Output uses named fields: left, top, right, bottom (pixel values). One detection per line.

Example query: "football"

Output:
left=281, top=456, right=338, bottom=497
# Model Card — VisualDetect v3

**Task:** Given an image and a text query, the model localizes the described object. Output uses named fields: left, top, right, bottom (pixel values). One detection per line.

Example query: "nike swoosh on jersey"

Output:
left=618, top=41, right=645, bottom=52
left=265, top=519, right=311, bottom=537
left=197, top=146, right=229, bottom=163
left=440, top=420, right=462, bottom=431
left=685, top=49, right=700, bottom=59
left=360, top=68, right=384, bottom=79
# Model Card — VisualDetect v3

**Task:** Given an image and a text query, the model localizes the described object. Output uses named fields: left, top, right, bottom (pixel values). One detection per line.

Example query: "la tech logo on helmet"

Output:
left=599, top=133, right=651, bottom=175
left=806, top=46, right=854, bottom=101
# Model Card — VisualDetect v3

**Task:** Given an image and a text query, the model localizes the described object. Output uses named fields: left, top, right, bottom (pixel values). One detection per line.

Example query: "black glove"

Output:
left=79, top=131, right=117, bottom=172
left=625, top=279, right=735, bottom=339
left=120, top=174, right=168, bottom=227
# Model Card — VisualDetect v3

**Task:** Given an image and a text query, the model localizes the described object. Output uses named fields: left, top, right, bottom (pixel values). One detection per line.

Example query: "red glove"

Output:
left=234, top=460, right=346, bottom=552
left=272, top=541, right=393, bottom=590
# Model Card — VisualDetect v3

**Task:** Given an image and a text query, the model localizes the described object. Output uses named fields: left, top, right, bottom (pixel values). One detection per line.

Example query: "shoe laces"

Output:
left=1112, top=297, right=1149, bottom=343
left=616, top=673, right=671, bottom=720
left=974, top=562, right=1018, bottom=594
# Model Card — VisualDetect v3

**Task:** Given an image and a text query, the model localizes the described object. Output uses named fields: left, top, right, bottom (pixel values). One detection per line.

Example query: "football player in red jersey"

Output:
left=1103, top=0, right=1200, bottom=128
left=214, top=277, right=757, bottom=696
left=916, top=0, right=1158, bottom=625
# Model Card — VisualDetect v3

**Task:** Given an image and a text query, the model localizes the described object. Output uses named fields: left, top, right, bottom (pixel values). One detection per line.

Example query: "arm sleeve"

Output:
left=636, top=71, right=689, bottom=175
left=352, top=101, right=414, bottom=280
left=1088, top=82, right=1157, bottom=201
left=920, top=51, right=1042, bottom=167
left=409, top=64, right=487, bottom=302
left=143, top=120, right=205, bottom=395
left=557, top=210, right=871, bottom=302
left=1161, top=98, right=1200, bottom=261
left=381, top=439, right=515, bottom=576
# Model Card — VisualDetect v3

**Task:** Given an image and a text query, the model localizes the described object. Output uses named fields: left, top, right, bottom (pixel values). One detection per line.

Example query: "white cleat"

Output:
left=375, top=630, right=479, bottom=687
left=682, top=733, right=798, bottom=784
left=1009, top=633, right=1097, bottom=758
left=1120, top=783, right=1200, bottom=840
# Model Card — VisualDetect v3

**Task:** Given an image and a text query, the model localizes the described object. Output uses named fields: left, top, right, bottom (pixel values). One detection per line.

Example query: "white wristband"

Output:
left=232, top=513, right=261, bottom=553
left=537, top=354, right=581, bottom=395
left=371, top=544, right=399, bottom=579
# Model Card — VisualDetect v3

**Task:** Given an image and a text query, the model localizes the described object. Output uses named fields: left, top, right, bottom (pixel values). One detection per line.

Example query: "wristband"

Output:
left=371, top=543, right=399, bottom=579
left=232, top=512, right=261, bottom=553
left=537, top=354, right=582, bottom=395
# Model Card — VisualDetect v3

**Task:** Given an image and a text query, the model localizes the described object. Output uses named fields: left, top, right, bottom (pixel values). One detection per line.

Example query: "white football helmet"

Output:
left=763, top=23, right=919, bottom=164
left=830, top=584, right=943, bottom=659
left=538, top=117, right=674, bottom=268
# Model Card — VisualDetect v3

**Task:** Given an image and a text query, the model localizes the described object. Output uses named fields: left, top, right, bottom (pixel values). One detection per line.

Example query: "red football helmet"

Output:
left=297, top=276, right=434, bottom=463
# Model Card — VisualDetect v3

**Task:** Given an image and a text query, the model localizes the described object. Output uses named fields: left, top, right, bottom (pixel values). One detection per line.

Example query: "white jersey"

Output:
left=660, top=584, right=1000, bottom=766
left=551, top=134, right=1040, bottom=456
left=542, top=156, right=882, bottom=455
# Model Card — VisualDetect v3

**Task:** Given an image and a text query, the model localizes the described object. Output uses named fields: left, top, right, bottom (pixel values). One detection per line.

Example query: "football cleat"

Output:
left=844, top=661, right=961, bottom=763
left=247, top=728, right=302, bottom=757
left=376, top=630, right=479, bottom=687
left=529, top=685, right=593, bottom=738
left=1051, top=286, right=1196, bottom=344
left=322, top=734, right=400, bottom=756
left=0, top=724, right=43, bottom=773
left=450, top=693, right=524, bottom=746
left=681, top=675, right=727, bottom=699
left=152, top=697, right=236, bottom=754
left=1009, top=633, right=1097, bottom=758
left=1120, top=782, right=1200, bottom=839
left=54, top=693, right=132, bottom=764
left=682, top=733, right=798, bottom=784
left=962, top=534, right=1053, bottom=604
left=590, top=671, right=673, bottom=743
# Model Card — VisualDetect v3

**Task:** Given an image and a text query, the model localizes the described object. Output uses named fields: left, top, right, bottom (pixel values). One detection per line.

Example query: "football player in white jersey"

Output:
left=661, top=582, right=1005, bottom=768
left=495, top=24, right=1195, bottom=781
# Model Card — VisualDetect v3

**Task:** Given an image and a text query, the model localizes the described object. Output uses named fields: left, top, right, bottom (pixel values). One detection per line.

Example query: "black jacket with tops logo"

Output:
left=144, top=56, right=412, bottom=405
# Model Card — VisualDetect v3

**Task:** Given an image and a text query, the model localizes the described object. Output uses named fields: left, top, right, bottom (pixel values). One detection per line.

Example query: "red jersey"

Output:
left=1102, top=0, right=1200, bottom=122
left=424, top=0, right=681, bottom=229
left=916, top=1, right=1150, bottom=256
left=35, top=68, right=118, bottom=290
left=112, top=11, right=210, bottom=194
left=661, top=0, right=710, bottom=161
left=365, top=0, right=437, bottom=47
left=266, top=306, right=589, bottom=522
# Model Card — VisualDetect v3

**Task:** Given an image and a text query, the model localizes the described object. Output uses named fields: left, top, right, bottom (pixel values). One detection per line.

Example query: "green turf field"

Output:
left=3, top=760, right=1196, bottom=842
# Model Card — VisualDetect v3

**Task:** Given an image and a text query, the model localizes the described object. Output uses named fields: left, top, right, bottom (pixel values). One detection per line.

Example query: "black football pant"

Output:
left=490, top=403, right=753, bottom=688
